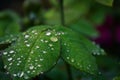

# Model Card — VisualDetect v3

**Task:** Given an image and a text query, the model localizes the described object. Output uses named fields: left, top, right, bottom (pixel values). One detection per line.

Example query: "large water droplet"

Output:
left=50, top=37, right=58, bottom=42
left=8, top=58, right=12, bottom=61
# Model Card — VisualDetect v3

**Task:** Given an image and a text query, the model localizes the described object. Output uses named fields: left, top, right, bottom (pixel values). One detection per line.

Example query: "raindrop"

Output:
left=45, top=40, right=48, bottom=43
left=25, top=35, right=29, bottom=39
left=38, top=65, right=41, bottom=67
left=46, top=31, right=51, bottom=36
left=43, top=51, right=47, bottom=54
left=9, top=63, right=12, bottom=65
left=40, top=58, right=44, bottom=61
left=49, top=44, right=53, bottom=47
left=50, top=37, right=58, bottom=42
left=67, top=57, right=70, bottom=60
left=9, top=50, right=14, bottom=54
left=29, top=65, right=34, bottom=70
left=26, top=44, right=30, bottom=47
left=71, top=59, right=74, bottom=62
left=27, top=71, right=30, bottom=73
left=4, top=65, right=7, bottom=69
left=8, top=58, right=12, bottom=61
left=51, top=48, right=54, bottom=50
left=34, top=32, right=38, bottom=35
left=36, top=46, right=39, bottom=49
left=3, top=52, right=8, bottom=55
left=19, top=72, right=24, bottom=77
left=13, top=74, right=17, bottom=77
left=17, top=58, right=21, bottom=60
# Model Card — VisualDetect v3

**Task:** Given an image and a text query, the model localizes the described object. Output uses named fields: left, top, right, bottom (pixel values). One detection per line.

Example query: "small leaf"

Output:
left=70, top=19, right=99, bottom=38
left=2, top=26, right=60, bottom=79
left=95, top=0, right=113, bottom=6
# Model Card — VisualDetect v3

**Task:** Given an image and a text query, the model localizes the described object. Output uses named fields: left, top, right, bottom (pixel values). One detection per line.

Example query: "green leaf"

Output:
left=61, top=35, right=98, bottom=75
left=2, top=26, right=60, bottom=79
left=54, top=26, right=98, bottom=75
left=0, top=10, right=21, bottom=44
left=70, top=19, right=99, bottom=38
left=95, top=0, right=113, bottom=6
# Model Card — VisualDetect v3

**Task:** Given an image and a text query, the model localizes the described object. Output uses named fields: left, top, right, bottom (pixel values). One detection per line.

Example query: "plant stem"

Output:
left=59, top=0, right=65, bottom=26
left=59, top=0, right=73, bottom=80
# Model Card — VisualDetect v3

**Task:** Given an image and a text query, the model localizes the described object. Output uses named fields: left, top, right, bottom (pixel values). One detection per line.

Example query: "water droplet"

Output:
left=25, top=35, right=29, bottom=39
left=50, top=37, right=58, bottom=42
left=43, top=51, right=47, bottom=54
left=67, top=57, right=69, bottom=59
left=13, top=74, right=17, bottom=77
left=32, top=30, right=35, bottom=33
left=17, top=58, right=21, bottom=60
left=46, top=31, right=51, bottom=36
left=45, top=40, right=48, bottom=43
left=27, top=71, right=30, bottom=73
left=51, top=48, right=54, bottom=50
left=29, top=65, right=34, bottom=70
left=17, top=63, right=20, bottom=66
left=49, top=44, right=53, bottom=47
left=4, top=65, right=7, bottom=69
left=41, top=39, right=44, bottom=42
left=3, top=52, right=7, bottom=55
left=26, top=44, right=30, bottom=47
left=36, top=46, right=39, bottom=49
left=8, top=58, right=12, bottom=61
left=9, top=50, right=14, bottom=54
left=19, top=72, right=24, bottom=77
left=9, top=63, right=12, bottom=65
left=40, top=58, right=44, bottom=61
left=34, top=32, right=38, bottom=35
left=71, top=59, right=74, bottom=62
left=38, top=65, right=41, bottom=67
left=40, top=72, right=43, bottom=74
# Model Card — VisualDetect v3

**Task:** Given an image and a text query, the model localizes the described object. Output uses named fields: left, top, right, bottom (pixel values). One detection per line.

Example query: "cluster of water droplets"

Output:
left=92, top=42, right=105, bottom=56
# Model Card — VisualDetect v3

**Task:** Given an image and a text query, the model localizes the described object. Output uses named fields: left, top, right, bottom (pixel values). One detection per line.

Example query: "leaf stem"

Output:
left=59, top=0, right=73, bottom=80
left=59, top=0, right=65, bottom=26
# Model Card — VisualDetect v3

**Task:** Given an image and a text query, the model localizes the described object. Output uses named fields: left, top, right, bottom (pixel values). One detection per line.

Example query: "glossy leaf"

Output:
left=95, top=0, right=113, bottom=6
left=2, top=26, right=60, bottom=79
left=70, top=19, right=99, bottom=38
left=54, top=26, right=98, bottom=75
